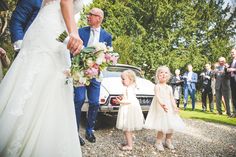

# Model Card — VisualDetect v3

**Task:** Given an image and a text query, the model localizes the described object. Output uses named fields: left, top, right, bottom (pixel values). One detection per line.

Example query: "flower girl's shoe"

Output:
left=155, top=142, right=164, bottom=151
left=165, top=140, right=175, bottom=150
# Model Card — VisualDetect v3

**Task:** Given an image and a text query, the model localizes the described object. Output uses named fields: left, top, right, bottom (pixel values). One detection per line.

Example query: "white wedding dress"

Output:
left=0, top=0, right=83, bottom=157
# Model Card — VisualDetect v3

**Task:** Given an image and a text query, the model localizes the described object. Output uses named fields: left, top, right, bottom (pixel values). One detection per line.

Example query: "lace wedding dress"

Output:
left=0, top=0, right=83, bottom=156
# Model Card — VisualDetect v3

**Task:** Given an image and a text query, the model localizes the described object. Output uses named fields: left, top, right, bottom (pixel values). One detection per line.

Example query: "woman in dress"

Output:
left=170, top=69, right=183, bottom=108
left=0, top=0, right=83, bottom=156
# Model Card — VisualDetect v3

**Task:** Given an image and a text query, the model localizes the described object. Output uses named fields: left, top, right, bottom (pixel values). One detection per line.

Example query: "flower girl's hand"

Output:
left=161, top=104, right=168, bottom=112
left=67, top=31, right=83, bottom=55
left=115, top=96, right=123, bottom=104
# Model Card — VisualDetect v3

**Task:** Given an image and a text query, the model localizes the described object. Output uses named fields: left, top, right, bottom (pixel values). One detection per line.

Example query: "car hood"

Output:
left=101, top=77, right=155, bottom=95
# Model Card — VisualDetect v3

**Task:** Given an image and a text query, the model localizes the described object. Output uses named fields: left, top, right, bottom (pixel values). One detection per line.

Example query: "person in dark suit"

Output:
left=170, top=69, right=184, bottom=108
left=227, top=49, right=236, bottom=117
left=183, top=64, right=198, bottom=110
left=74, top=8, right=112, bottom=145
left=10, top=0, right=42, bottom=56
left=200, top=63, right=214, bottom=112
left=214, top=57, right=231, bottom=116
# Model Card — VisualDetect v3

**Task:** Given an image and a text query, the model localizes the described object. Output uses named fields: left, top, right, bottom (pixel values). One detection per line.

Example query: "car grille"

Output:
left=137, top=97, right=153, bottom=106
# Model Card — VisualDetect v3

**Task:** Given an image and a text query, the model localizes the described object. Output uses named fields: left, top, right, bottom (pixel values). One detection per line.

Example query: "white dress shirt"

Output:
left=87, top=27, right=101, bottom=47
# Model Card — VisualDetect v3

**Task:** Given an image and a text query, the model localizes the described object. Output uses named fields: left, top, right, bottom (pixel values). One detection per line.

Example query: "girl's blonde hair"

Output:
left=122, top=69, right=137, bottom=85
left=155, top=66, right=172, bottom=83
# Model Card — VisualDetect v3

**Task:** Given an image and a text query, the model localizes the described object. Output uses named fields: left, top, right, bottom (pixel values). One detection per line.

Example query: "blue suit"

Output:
left=74, top=26, right=112, bottom=135
left=78, top=26, right=112, bottom=47
left=183, top=72, right=198, bottom=110
left=10, top=0, right=42, bottom=46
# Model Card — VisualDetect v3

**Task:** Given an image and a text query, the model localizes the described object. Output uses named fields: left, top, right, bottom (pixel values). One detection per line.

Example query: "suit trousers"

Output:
left=74, top=78, right=101, bottom=135
left=184, top=84, right=196, bottom=110
left=230, top=77, right=236, bottom=113
left=215, top=87, right=231, bottom=116
left=201, top=87, right=213, bottom=111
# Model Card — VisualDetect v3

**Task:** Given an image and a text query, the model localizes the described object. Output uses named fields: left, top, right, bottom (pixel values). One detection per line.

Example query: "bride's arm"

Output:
left=60, top=0, right=83, bottom=55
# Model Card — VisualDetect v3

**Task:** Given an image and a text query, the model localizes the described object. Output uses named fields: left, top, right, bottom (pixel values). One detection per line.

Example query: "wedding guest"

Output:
left=74, top=8, right=112, bottom=145
left=170, top=69, right=183, bottom=108
left=183, top=64, right=198, bottom=110
left=10, top=0, right=42, bottom=57
left=214, top=57, right=231, bottom=116
left=200, top=63, right=214, bottom=112
left=211, top=63, right=218, bottom=97
left=212, top=63, right=227, bottom=112
left=115, top=70, right=144, bottom=151
left=227, top=48, right=236, bottom=117
left=0, top=47, right=10, bottom=82
left=145, top=66, right=185, bottom=151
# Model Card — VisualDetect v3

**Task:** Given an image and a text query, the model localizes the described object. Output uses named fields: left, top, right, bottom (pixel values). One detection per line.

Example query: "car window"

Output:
left=102, top=66, right=142, bottom=78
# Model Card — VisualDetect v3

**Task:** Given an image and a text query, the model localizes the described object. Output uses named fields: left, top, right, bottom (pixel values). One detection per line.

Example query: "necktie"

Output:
left=87, top=29, right=96, bottom=47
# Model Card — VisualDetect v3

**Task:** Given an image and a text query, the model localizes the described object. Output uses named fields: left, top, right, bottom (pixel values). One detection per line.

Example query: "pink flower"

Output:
left=92, top=63, right=99, bottom=69
left=105, top=53, right=112, bottom=62
left=85, top=68, right=99, bottom=77
left=111, top=56, right=118, bottom=64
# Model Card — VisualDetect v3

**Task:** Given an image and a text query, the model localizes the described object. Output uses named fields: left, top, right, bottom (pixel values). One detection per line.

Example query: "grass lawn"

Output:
left=179, top=103, right=236, bottom=126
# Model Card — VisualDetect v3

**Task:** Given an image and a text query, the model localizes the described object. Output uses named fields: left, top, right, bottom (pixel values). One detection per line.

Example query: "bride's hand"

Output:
left=67, top=31, right=83, bottom=56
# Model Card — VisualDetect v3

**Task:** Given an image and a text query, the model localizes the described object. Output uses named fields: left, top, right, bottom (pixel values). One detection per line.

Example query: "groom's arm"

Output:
left=10, top=0, right=41, bottom=50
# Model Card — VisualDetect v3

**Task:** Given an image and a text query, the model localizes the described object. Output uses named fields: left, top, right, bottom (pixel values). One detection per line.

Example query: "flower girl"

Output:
left=145, top=66, right=185, bottom=151
left=116, top=70, right=144, bottom=151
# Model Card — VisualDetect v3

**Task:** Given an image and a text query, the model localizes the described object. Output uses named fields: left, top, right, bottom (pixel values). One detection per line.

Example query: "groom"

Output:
left=10, top=0, right=42, bottom=57
left=74, top=8, right=112, bottom=145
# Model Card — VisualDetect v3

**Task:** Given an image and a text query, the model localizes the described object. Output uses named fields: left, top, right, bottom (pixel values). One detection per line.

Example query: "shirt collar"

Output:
left=90, top=27, right=101, bottom=32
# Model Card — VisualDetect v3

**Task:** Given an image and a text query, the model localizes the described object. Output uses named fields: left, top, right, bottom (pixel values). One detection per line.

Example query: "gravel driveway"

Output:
left=80, top=116, right=236, bottom=157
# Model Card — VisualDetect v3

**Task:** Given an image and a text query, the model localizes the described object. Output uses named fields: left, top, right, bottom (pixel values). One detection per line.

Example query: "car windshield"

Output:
left=102, top=66, right=142, bottom=78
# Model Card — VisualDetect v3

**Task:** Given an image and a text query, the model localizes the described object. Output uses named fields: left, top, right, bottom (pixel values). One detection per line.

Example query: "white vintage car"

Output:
left=82, top=64, right=155, bottom=116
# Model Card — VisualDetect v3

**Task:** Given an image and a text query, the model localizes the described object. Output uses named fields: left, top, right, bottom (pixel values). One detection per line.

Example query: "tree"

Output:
left=87, top=0, right=236, bottom=80
left=1, top=0, right=236, bottom=81
left=0, top=0, right=17, bottom=60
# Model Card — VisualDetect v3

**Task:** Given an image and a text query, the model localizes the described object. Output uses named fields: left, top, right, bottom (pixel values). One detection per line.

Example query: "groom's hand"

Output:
left=67, top=32, right=83, bottom=55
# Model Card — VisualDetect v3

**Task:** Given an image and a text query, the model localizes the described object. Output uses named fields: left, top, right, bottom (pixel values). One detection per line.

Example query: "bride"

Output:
left=0, top=0, right=83, bottom=156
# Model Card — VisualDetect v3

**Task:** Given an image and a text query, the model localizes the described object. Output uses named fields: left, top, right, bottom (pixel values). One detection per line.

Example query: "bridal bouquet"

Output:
left=57, top=31, right=119, bottom=86
left=70, top=43, right=119, bottom=86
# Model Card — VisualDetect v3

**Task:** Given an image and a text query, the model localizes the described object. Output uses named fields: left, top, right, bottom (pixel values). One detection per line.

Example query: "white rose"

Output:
left=79, top=77, right=87, bottom=84
left=94, top=42, right=106, bottom=51
left=107, top=46, right=113, bottom=52
left=96, top=53, right=105, bottom=64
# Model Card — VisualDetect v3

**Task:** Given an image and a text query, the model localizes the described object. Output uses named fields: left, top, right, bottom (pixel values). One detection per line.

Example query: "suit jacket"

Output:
left=229, top=60, right=236, bottom=82
left=214, top=65, right=230, bottom=91
left=200, top=70, right=213, bottom=89
left=170, top=76, right=183, bottom=89
left=183, top=72, right=198, bottom=90
left=10, top=0, right=42, bottom=43
left=78, top=26, right=112, bottom=47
